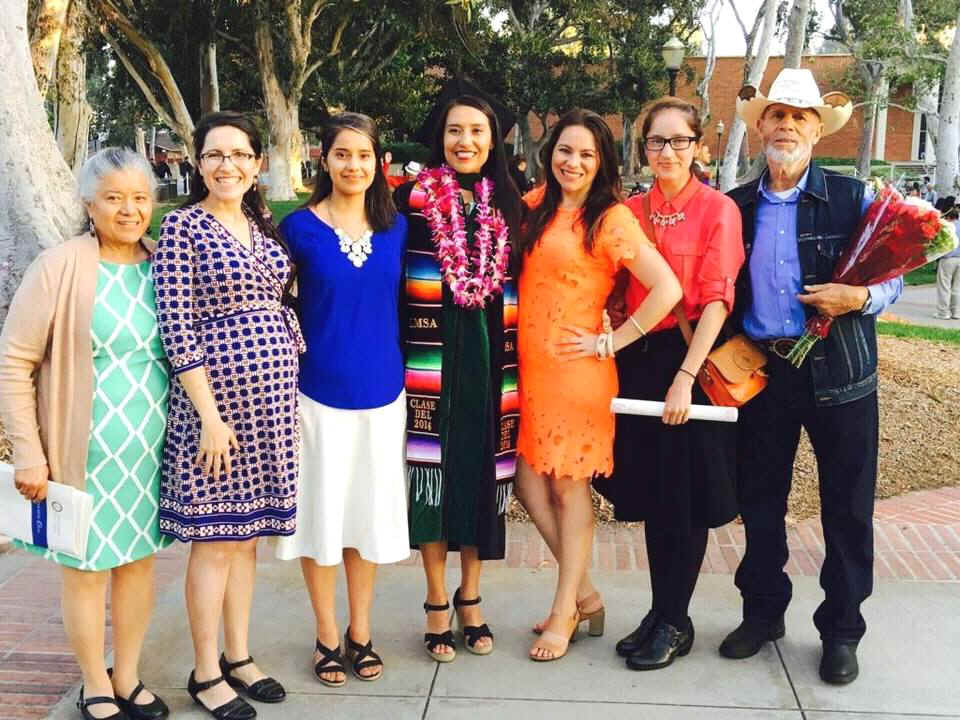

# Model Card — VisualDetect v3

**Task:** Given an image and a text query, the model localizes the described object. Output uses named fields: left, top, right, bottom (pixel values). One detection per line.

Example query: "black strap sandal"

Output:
left=344, top=627, right=383, bottom=681
left=186, top=671, right=256, bottom=720
left=313, top=639, right=347, bottom=687
left=453, top=588, right=495, bottom=655
left=107, top=667, right=170, bottom=720
left=423, top=601, right=457, bottom=662
left=219, top=654, right=285, bottom=703
left=77, top=687, right=123, bottom=720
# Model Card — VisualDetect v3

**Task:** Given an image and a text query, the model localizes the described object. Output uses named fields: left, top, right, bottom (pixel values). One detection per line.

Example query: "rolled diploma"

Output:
left=610, top=398, right=738, bottom=423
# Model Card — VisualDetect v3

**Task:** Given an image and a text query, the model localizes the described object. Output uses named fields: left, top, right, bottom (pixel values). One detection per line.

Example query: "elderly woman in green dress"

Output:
left=0, top=148, right=172, bottom=720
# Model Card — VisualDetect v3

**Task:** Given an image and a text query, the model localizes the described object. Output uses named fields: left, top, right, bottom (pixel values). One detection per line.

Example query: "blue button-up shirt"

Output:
left=744, top=169, right=903, bottom=340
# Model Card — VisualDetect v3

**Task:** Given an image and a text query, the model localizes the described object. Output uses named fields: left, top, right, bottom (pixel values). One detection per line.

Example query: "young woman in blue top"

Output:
left=275, top=113, right=408, bottom=686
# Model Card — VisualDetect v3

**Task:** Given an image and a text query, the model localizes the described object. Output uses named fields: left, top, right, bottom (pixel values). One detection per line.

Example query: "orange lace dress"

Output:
left=517, top=201, right=653, bottom=480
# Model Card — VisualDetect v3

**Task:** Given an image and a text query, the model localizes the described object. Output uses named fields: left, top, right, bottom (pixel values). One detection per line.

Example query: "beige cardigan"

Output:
left=0, top=233, right=156, bottom=491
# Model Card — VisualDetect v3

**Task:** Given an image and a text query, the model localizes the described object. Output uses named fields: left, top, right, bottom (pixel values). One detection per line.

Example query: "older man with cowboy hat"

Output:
left=719, top=68, right=902, bottom=684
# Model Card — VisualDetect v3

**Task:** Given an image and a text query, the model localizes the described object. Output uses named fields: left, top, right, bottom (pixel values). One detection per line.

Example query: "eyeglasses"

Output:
left=199, top=151, right=256, bottom=167
left=643, top=136, right=699, bottom=151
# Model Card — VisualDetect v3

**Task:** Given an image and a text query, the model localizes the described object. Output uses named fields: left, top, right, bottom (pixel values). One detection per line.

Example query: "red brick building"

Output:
left=521, top=54, right=928, bottom=166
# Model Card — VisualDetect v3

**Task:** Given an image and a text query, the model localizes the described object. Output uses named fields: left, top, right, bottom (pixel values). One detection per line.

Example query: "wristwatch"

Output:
left=859, top=287, right=872, bottom=313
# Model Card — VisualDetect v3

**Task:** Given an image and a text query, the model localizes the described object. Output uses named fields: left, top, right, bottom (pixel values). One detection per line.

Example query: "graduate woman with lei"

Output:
left=395, top=95, right=523, bottom=663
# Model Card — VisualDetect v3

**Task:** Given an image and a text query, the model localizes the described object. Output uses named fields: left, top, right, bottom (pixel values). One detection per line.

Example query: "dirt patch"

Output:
left=508, top=334, right=960, bottom=526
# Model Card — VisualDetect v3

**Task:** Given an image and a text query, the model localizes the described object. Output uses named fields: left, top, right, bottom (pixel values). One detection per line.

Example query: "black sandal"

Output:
left=219, top=654, right=285, bottom=703
left=423, top=601, right=456, bottom=662
left=313, top=639, right=347, bottom=688
left=453, top=587, right=494, bottom=655
left=77, top=687, right=123, bottom=720
left=186, top=671, right=256, bottom=720
left=107, top=667, right=169, bottom=720
left=344, top=627, right=383, bottom=681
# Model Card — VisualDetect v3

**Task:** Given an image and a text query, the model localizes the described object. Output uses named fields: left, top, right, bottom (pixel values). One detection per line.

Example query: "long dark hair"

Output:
left=304, top=112, right=397, bottom=232
left=427, top=95, right=523, bottom=240
left=186, top=111, right=282, bottom=247
left=518, top=109, right=622, bottom=262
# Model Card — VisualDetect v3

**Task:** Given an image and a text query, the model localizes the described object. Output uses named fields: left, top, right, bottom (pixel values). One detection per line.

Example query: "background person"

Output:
left=934, top=202, right=960, bottom=319
left=0, top=147, right=171, bottom=720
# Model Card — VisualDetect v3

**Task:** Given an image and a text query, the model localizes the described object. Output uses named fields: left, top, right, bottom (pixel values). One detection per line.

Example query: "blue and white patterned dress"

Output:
left=152, top=204, right=303, bottom=541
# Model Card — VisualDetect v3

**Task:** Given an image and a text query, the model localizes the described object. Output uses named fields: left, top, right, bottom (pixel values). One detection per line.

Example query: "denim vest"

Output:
left=728, top=163, right=877, bottom=407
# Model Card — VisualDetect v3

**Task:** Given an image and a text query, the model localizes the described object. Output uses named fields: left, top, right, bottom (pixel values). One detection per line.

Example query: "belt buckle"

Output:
left=770, top=338, right=796, bottom=359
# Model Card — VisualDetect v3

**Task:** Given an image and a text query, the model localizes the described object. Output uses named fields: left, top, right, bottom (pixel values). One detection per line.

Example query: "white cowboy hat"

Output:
left=736, top=68, right=853, bottom=136
left=404, top=160, right=423, bottom=175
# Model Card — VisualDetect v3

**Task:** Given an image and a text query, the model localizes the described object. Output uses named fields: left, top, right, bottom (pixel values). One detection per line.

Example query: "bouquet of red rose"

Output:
left=786, top=186, right=959, bottom=367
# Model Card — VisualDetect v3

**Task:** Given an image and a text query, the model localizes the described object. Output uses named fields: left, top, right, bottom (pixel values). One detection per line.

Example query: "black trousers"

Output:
left=735, top=353, right=878, bottom=643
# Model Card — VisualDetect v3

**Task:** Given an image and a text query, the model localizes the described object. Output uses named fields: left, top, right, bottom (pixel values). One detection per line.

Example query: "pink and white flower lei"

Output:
left=417, top=165, right=511, bottom=308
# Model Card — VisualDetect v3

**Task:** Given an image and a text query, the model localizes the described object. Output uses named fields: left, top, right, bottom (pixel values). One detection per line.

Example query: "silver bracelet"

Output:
left=628, top=315, right=646, bottom=337
left=595, top=333, right=607, bottom=359
left=607, top=331, right=616, bottom=357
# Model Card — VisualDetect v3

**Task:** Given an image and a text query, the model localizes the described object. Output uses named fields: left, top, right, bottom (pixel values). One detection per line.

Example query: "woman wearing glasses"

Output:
left=595, top=97, right=744, bottom=671
left=153, top=112, right=302, bottom=719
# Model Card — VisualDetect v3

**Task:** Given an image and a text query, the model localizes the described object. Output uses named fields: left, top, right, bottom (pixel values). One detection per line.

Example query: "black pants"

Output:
left=735, top=354, right=878, bottom=642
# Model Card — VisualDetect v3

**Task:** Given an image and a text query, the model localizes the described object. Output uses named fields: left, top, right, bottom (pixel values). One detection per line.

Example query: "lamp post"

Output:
left=661, top=37, right=685, bottom=96
left=715, top=120, right=725, bottom=189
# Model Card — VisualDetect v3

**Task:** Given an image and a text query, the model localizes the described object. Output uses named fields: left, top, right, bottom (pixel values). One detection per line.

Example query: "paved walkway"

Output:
left=1, top=486, right=959, bottom=719
left=881, top=284, right=960, bottom=329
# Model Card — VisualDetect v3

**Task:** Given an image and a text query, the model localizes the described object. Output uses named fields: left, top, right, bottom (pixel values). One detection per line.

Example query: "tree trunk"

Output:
left=872, top=75, right=890, bottom=162
left=856, top=64, right=884, bottom=179
left=622, top=113, right=639, bottom=179
left=200, top=41, right=220, bottom=115
left=518, top=111, right=538, bottom=174
left=29, top=0, right=71, bottom=98
left=55, top=0, right=90, bottom=171
left=720, top=0, right=777, bottom=191
left=935, top=7, right=960, bottom=198
left=783, top=0, right=810, bottom=69
left=135, top=126, right=146, bottom=156
left=1, top=0, right=83, bottom=322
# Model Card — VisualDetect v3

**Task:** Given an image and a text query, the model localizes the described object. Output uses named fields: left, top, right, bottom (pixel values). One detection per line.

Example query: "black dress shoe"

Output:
left=219, top=654, right=286, bottom=703
left=718, top=616, right=785, bottom=659
left=615, top=609, right=659, bottom=657
left=107, top=668, right=169, bottom=720
left=625, top=620, right=694, bottom=671
left=77, top=687, right=125, bottom=720
left=819, top=641, right=859, bottom=685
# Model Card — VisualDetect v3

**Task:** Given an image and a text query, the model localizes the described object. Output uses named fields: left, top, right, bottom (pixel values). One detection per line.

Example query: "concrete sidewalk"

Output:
left=881, top=284, right=960, bottom=329
left=37, top=552, right=960, bottom=719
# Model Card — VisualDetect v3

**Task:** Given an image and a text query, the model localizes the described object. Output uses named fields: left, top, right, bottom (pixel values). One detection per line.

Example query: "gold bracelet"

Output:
left=628, top=315, right=646, bottom=337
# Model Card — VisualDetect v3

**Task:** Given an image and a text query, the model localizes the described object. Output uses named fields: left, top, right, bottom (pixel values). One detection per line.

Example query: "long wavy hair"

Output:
left=304, top=112, right=397, bottom=232
left=186, top=111, right=293, bottom=295
left=518, top=109, right=622, bottom=264
left=426, top=95, right=523, bottom=240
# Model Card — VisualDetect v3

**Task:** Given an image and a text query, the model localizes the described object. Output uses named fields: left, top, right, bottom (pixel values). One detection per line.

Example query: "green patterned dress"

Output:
left=17, top=260, right=173, bottom=570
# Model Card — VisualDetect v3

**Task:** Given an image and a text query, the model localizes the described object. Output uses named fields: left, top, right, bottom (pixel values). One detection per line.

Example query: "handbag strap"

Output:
left=636, top=193, right=694, bottom=347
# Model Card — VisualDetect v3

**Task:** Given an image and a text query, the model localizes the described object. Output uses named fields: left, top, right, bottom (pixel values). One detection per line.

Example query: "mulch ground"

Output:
left=2, top=336, right=957, bottom=527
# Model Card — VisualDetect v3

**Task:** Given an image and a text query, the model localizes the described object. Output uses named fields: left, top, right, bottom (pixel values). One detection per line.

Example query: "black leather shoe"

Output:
left=819, top=641, right=859, bottom=685
left=718, top=616, right=785, bottom=659
left=219, top=654, right=286, bottom=703
left=187, top=671, right=256, bottom=720
left=615, top=610, right=659, bottom=657
left=625, top=620, right=694, bottom=671
left=107, top=668, right=169, bottom=720
left=77, top=687, right=125, bottom=720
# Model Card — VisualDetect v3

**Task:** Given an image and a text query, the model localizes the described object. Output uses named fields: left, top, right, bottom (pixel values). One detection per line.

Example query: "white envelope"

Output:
left=0, top=462, right=93, bottom=560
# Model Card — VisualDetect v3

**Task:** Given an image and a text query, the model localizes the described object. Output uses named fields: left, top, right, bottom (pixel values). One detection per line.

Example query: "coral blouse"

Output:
left=625, top=176, right=744, bottom=332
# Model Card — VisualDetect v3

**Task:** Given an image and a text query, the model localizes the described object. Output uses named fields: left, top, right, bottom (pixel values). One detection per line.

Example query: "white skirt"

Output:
left=275, top=391, right=410, bottom=565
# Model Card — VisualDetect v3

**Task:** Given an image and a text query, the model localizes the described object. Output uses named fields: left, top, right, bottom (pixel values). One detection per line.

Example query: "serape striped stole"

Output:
left=404, top=219, right=519, bottom=517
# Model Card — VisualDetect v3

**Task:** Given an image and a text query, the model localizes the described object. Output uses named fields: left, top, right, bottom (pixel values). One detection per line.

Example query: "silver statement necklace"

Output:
left=328, top=204, right=372, bottom=268
left=650, top=209, right=686, bottom=227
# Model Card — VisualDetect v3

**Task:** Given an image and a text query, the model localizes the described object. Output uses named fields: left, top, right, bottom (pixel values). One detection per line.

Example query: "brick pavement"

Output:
left=1, top=485, right=959, bottom=720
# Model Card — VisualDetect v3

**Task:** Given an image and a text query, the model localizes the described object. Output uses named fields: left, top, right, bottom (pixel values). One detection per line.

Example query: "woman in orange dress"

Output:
left=515, top=109, right=681, bottom=662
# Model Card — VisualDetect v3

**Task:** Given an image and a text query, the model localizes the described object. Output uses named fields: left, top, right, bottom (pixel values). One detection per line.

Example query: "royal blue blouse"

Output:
left=280, top=208, right=407, bottom=409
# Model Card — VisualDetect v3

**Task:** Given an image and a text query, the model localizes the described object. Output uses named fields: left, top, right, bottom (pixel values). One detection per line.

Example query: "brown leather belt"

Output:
left=764, top=338, right=798, bottom=359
